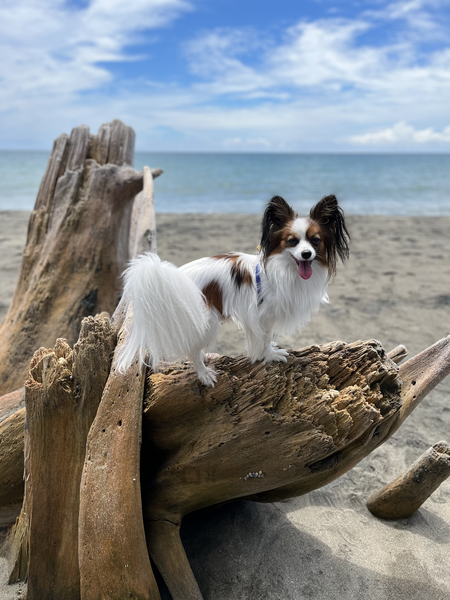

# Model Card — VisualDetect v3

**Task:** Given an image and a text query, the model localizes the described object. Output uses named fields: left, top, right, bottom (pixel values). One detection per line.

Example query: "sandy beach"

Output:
left=1, top=210, right=450, bottom=599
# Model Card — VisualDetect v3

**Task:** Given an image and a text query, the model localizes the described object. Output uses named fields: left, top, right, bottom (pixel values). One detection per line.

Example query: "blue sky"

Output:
left=1, top=0, right=450, bottom=151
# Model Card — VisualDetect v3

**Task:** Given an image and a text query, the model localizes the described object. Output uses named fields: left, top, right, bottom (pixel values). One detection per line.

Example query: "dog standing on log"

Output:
left=117, top=195, right=350, bottom=386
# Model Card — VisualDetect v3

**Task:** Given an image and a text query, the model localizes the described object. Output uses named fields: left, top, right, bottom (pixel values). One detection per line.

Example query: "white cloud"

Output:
left=185, top=15, right=450, bottom=100
left=1, top=0, right=450, bottom=151
left=366, top=0, right=448, bottom=37
left=0, top=0, right=191, bottom=104
left=350, top=122, right=450, bottom=145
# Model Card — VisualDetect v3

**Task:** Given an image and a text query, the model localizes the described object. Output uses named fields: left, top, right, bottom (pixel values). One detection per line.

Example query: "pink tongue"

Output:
left=298, top=261, right=312, bottom=280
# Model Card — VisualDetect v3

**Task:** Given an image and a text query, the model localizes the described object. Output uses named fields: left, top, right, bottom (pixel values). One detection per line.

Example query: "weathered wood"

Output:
left=0, top=121, right=144, bottom=396
left=24, top=316, right=116, bottom=599
left=78, top=321, right=160, bottom=600
left=141, top=340, right=400, bottom=523
left=0, top=388, right=26, bottom=508
left=138, top=337, right=450, bottom=598
left=0, top=408, right=25, bottom=507
left=3, top=496, right=28, bottom=584
left=0, top=388, right=25, bottom=423
left=387, top=344, right=408, bottom=364
left=34, top=134, right=70, bottom=210
left=145, top=520, right=203, bottom=600
left=90, top=119, right=135, bottom=167
left=0, top=335, right=449, bottom=600
left=129, top=166, right=160, bottom=258
left=367, top=441, right=450, bottom=519
left=108, top=119, right=135, bottom=167
left=397, top=336, right=450, bottom=426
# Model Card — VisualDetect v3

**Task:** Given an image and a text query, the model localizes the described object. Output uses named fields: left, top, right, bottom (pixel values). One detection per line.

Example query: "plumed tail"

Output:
left=115, top=253, right=209, bottom=373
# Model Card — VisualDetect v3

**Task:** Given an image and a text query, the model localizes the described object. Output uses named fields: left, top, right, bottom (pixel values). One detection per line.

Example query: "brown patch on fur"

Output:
left=306, top=221, right=328, bottom=269
left=202, top=280, right=224, bottom=315
left=231, top=261, right=253, bottom=288
left=309, top=195, right=350, bottom=277
left=263, top=222, right=298, bottom=262
left=212, top=253, right=252, bottom=289
left=260, top=196, right=298, bottom=263
left=213, top=253, right=238, bottom=262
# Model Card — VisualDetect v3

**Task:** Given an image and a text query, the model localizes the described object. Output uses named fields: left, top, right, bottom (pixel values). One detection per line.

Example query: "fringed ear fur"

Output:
left=309, top=194, right=350, bottom=275
left=260, top=196, right=297, bottom=261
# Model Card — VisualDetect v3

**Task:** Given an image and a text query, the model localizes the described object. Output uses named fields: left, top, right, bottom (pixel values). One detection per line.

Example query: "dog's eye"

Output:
left=310, top=237, right=320, bottom=247
left=287, top=238, right=299, bottom=246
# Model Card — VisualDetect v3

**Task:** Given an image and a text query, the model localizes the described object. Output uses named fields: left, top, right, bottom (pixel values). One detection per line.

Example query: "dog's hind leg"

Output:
left=188, top=310, right=220, bottom=387
left=189, top=351, right=218, bottom=387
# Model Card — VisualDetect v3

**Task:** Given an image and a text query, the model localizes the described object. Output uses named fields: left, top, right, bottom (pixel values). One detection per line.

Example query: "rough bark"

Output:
left=0, top=335, right=449, bottom=600
left=0, top=120, right=148, bottom=396
left=78, top=316, right=160, bottom=600
left=367, top=441, right=450, bottom=519
left=137, top=336, right=450, bottom=599
left=24, top=316, right=116, bottom=600
left=141, top=340, right=401, bottom=523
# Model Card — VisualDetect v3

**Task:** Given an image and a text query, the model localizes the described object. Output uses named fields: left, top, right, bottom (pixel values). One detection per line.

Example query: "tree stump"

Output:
left=0, top=120, right=161, bottom=396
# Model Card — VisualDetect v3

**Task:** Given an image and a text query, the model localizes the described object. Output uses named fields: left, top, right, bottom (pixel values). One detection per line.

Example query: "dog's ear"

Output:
left=310, top=195, right=350, bottom=274
left=260, top=196, right=296, bottom=259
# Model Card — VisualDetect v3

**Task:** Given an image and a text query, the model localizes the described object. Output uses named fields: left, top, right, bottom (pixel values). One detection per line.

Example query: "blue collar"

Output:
left=255, top=263, right=264, bottom=305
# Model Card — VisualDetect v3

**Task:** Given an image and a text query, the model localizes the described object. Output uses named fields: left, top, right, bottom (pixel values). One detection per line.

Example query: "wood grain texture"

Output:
left=24, top=316, right=116, bottom=600
left=0, top=121, right=143, bottom=395
left=367, top=441, right=450, bottom=519
left=0, top=408, right=25, bottom=506
left=0, top=334, right=449, bottom=599
left=78, top=320, right=160, bottom=600
left=0, top=388, right=24, bottom=424
left=141, top=340, right=401, bottom=522
left=129, top=165, right=159, bottom=258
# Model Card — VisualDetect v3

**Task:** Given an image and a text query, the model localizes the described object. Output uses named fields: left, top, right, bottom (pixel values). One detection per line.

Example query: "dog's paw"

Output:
left=263, top=346, right=289, bottom=364
left=197, top=366, right=218, bottom=387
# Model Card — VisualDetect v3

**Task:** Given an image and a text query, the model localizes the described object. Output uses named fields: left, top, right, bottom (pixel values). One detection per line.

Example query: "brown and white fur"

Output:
left=116, top=195, right=350, bottom=386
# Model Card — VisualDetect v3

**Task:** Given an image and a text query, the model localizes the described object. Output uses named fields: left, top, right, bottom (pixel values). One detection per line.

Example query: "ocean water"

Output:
left=0, top=151, right=449, bottom=215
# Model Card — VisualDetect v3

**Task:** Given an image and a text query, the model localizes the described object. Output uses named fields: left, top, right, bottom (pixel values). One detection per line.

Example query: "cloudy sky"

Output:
left=1, top=0, right=449, bottom=151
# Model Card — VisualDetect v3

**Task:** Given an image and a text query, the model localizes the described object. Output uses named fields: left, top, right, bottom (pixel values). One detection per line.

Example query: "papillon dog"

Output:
left=116, top=194, right=350, bottom=386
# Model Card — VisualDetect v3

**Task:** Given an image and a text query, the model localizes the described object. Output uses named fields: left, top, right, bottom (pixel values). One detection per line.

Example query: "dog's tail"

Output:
left=115, top=253, right=210, bottom=374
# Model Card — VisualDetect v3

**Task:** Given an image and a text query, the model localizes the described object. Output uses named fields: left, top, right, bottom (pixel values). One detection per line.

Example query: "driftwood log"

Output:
left=1, top=324, right=449, bottom=599
left=1, top=122, right=450, bottom=600
left=367, top=441, right=450, bottom=519
left=0, top=120, right=161, bottom=396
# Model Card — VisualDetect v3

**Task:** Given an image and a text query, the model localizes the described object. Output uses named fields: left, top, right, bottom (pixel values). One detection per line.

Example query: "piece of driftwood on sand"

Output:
left=367, top=441, right=450, bottom=519
left=0, top=121, right=449, bottom=600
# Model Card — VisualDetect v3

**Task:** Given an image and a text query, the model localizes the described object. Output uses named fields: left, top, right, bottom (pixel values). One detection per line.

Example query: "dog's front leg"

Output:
left=244, top=327, right=288, bottom=364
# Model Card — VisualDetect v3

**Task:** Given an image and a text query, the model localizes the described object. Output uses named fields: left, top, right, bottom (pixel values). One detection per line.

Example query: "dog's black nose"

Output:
left=301, top=250, right=312, bottom=260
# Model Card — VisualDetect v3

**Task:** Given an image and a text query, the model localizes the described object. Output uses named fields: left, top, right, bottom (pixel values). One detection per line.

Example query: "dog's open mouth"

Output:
left=293, top=257, right=313, bottom=280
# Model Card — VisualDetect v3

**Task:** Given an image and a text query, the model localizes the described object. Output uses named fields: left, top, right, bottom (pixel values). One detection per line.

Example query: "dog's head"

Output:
left=260, top=195, right=350, bottom=279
